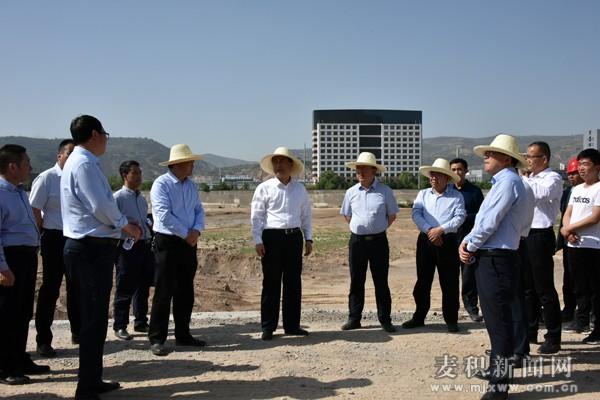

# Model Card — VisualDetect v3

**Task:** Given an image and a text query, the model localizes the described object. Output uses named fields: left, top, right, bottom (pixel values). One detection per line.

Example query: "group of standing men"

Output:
left=0, top=115, right=207, bottom=400
left=2, top=122, right=600, bottom=400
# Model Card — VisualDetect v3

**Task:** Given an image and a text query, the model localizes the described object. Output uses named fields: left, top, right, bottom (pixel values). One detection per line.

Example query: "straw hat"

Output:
left=159, top=144, right=203, bottom=166
left=260, top=147, right=304, bottom=176
left=345, top=152, right=385, bottom=173
left=473, top=134, right=527, bottom=169
left=419, top=158, right=460, bottom=184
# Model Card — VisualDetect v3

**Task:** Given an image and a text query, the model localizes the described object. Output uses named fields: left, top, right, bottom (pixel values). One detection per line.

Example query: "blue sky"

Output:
left=1, top=0, right=598, bottom=160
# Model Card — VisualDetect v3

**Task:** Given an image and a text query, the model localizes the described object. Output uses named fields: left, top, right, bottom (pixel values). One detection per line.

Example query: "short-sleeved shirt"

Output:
left=340, top=179, right=399, bottom=235
left=567, top=181, right=600, bottom=249
left=29, top=163, right=63, bottom=230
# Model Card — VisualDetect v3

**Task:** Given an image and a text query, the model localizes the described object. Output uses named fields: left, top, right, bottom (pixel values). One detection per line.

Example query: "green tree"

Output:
left=199, top=182, right=211, bottom=192
left=108, top=175, right=122, bottom=191
left=316, top=170, right=348, bottom=190
left=213, top=181, right=232, bottom=191
left=140, top=180, right=153, bottom=191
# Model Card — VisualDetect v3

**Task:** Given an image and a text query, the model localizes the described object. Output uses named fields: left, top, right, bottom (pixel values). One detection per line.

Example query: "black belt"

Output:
left=477, top=249, right=517, bottom=257
left=528, top=227, right=554, bottom=233
left=4, top=245, right=38, bottom=254
left=75, top=236, right=118, bottom=246
left=264, top=227, right=301, bottom=235
left=352, top=231, right=386, bottom=241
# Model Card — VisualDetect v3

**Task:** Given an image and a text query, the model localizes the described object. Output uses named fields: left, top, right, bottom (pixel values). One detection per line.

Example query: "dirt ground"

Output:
left=4, top=208, right=600, bottom=399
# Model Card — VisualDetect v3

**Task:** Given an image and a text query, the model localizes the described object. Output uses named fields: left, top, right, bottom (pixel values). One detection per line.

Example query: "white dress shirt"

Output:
left=29, top=163, right=64, bottom=230
left=522, top=168, right=562, bottom=229
left=250, top=177, right=312, bottom=245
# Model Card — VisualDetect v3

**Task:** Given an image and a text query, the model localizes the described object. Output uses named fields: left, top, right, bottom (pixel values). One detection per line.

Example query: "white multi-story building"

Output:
left=311, top=109, right=422, bottom=180
left=583, top=129, right=600, bottom=150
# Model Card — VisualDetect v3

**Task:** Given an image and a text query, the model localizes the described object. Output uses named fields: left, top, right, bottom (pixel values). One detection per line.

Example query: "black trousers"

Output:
left=476, top=251, right=518, bottom=388
left=514, top=240, right=530, bottom=356
left=35, top=229, right=80, bottom=345
left=460, top=261, right=479, bottom=316
left=561, top=247, right=577, bottom=314
left=412, top=232, right=459, bottom=324
left=113, top=240, right=155, bottom=331
left=347, top=232, right=391, bottom=324
left=63, top=238, right=116, bottom=395
left=261, top=229, right=304, bottom=332
left=0, top=246, right=37, bottom=376
left=148, top=233, right=197, bottom=344
left=568, top=247, right=600, bottom=333
left=523, top=228, right=562, bottom=343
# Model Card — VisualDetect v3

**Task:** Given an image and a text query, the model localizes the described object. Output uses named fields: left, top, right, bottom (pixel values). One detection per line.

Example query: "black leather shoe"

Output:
left=447, top=323, right=459, bottom=333
left=480, top=390, right=508, bottom=400
left=36, top=343, right=57, bottom=358
left=94, top=380, right=121, bottom=393
left=285, top=328, right=309, bottom=336
left=150, top=343, right=169, bottom=356
left=469, top=313, right=484, bottom=322
left=114, top=329, right=133, bottom=341
left=473, top=368, right=492, bottom=380
left=509, top=353, right=531, bottom=368
left=538, top=340, right=561, bottom=354
left=23, top=361, right=50, bottom=375
left=528, top=334, right=538, bottom=344
left=71, top=334, right=80, bottom=345
left=402, top=318, right=425, bottom=329
left=561, top=309, right=574, bottom=322
left=381, top=322, right=396, bottom=333
left=341, top=320, right=361, bottom=330
left=133, top=323, right=149, bottom=333
left=261, top=330, right=273, bottom=341
left=176, top=336, right=207, bottom=347
left=0, top=374, right=31, bottom=385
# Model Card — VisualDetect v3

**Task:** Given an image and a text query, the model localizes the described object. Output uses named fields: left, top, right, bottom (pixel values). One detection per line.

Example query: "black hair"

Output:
left=69, top=115, right=104, bottom=145
left=528, top=141, right=551, bottom=161
left=577, top=148, right=600, bottom=165
left=449, top=158, right=468, bottom=169
left=0, top=144, right=26, bottom=174
left=58, top=139, right=74, bottom=153
left=119, top=160, right=140, bottom=180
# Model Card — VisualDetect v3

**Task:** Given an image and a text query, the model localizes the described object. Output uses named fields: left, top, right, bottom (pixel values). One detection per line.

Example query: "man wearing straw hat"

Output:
left=404, top=158, right=466, bottom=333
left=148, top=144, right=205, bottom=356
left=251, top=146, right=313, bottom=341
left=340, top=152, right=399, bottom=333
left=459, top=134, right=531, bottom=400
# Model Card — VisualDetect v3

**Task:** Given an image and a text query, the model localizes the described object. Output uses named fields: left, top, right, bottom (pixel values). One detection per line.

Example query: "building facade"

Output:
left=311, top=109, right=422, bottom=181
left=583, top=129, right=600, bottom=150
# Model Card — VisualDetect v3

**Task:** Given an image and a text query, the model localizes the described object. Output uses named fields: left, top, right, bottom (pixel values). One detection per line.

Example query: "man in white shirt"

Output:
left=521, top=141, right=563, bottom=354
left=251, top=147, right=312, bottom=341
left=30, top=139, right=79, bottom=358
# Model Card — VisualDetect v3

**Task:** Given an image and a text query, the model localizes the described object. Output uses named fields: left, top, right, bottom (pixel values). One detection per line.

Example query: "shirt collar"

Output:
left=358, top=178, right=378, bottom=191
left=273, top=176, right=294, bottom=188
left=166, top=170, right=186, bottom=184
left=122, top=186, right=140, bottom=195
left=531, top=167, right=552, bottom=178
left=429, top=184, right=450, bottom=195
left=74, top=145, right=99, bottom=163
left=491, top=167, right=515, bottom=185
left=53, top=163, right=63, bottom=176
left=0, top=176, right=23, bottom=192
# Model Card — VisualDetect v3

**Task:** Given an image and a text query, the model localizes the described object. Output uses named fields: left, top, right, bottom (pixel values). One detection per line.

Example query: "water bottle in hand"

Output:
left=122, top=237, right=135, bottom=250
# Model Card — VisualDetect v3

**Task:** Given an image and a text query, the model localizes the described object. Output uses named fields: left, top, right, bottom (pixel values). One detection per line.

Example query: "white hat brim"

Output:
left=345, top=162, right=385, bottom=173
left=473, top=145, right=527, bottom=169
left=159, top=154, right=203, bottom=166
left=260, top=153, right=304, bottom=177
left=419, top=166, right=460, bottom=184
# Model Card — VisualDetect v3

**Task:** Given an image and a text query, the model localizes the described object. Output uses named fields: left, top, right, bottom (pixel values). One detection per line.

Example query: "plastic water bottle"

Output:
left=122, top=237, right=135, bottom=250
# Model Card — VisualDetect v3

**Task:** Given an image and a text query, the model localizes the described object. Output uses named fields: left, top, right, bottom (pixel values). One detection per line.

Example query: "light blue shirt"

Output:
left=0, top=177, right=40, bottom=271
left=464, top=168, right=530, bottom=252
left=340, top=179, right=399, bottom=235
left=29, top=163, right=64, bottom=230
left=114, top=187, right=152, bottom=240
left=412, top=186, right=466, bottom=234
left=60, top=146, right=127, bottom=239
left=151, top=171, right=205, bottom=239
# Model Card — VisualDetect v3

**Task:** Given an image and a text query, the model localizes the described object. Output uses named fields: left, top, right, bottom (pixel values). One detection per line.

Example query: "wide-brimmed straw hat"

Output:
left=260, top=146, right=304, bottom=176
left=345, top=152, right=385, bottom=173
left=159, top=144, right=203, bottom=166
left=419, top=158, right=461, bottom=184
left=473, top=134, right=527, bottom=169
